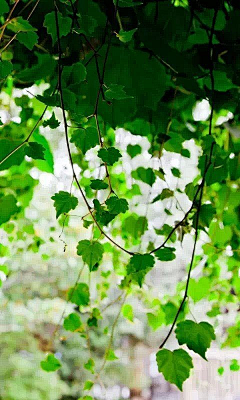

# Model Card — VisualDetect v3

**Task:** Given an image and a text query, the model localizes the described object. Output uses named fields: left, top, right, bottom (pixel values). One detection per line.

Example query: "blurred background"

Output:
left=0, top=87, right=240, bottom=400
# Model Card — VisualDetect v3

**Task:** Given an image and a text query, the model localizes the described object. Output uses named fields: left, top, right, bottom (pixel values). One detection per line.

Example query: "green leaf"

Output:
left=8, top=17, right=37, bottom=33
left=218, top=366, right=224, bottom=375
left=83, top=380, right=94, bottom=391
left=25, top=142, right=45, bottom=160
left=152, top=189, right=174, bottom=203
left=171, top=167, right=181, bottom=178
left=68, top=283, right=90, bottom=306
left=42, top=112, right=60, bottom=129
left=77, top=240, right=104, bottom=270
left=147, top=310, right=165, bottom=330
left=123, top=215, right=148, bottom=239
left=124, top=118, right=151, bottom=136
left=188, top=277, right=211, bottom=303
left=51, top=191, right=78, bottom=218
left=116, top=28, right=137, bottom=43
left=84, top=358, right=95, bottom=374
left=44, top=12, right=72, bottom=43
left=156, top=349, right=193, bottom=391
left=155, top=247, right=176, bottom=261
left=0, top=0, right=9, bottom=15
left=63, top=313, right=82, bottom=332
left=127, top=144, right=142, bottom=158
left=0, top=265, right=9, bottom=275
left=98, top=147, right=121, bottom=166
left=122, top=304, right=134, bottom=322
left=175, top=320, right=215, bottom=360
left=70, top=127, right=99, bottom=154
left=18, top=53, right=56, bottom=82
left=230, top=359, right=240, bottom=371
left=127, top=254, right=155, bottom=286
left=106, top=349, right=119, bottom=361
left=105, top=84, right=133, bottom=100
left=132, top=167, right=156, bottom=186
left=0, top=60, right=13, bottom=79
left=106, top=196, right=129, bottom=215
left=0, top=195, right=18, bottom=225
left=62, top=62, right=87, bottom=86
left=16, top=31, right=38, bottom=50
left=40, top=354, right=62, bottom=372
left=90, top=179, right=108, bottom=190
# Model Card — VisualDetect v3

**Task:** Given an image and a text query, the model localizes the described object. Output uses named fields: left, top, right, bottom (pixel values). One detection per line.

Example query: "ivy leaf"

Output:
left=25, top=142, right=45, bottom=160
left=116, top=28, right=137, bottom=43
left=98, top=147, right=122, bottom=166
left=90, top=179, right=108, bottom=190
left=40, top=354, right=62, bottom=372
left=175, top=320, right=215, bottom=360
left=0, top=195, right=18, bottom=225
left=84, top=358, right=95, bottom=374
left=77, top=240, right=104, bottom=270
left=127, top=254, right=155, bottom=287
left=63, top=313, right=82, bottom=332
left=105, top=84, right=133, bottom=100
left=156, top=349, right=193, bottom=391
left=70, top=127, right=99, bottom=154
left=106, top=196, right=129, bottom=215
left=68, top=283, right=90, bottom=306
left=106, top=349, right=119, bottom=361
left=16, top=31, right=38, bottom=50
left=83, top=380, right=94, bottom=391
left=122, top=304, right=134, bottom=322
left=0, top=60, right=13, bottom=79
left=155, top=247, right=176, bottom=261
left=51, top=191, right=78, bottom=218
left=188, top=277, right=211, bottom=303
left=42, top=112, right=60, bottom=129
left=127, top=144, right=141, bottom=158
left=8, top=17, right=37, bottom=33
left=132, top=167, right=156, bottom=186
left=44, top=12, right=72, bottom=43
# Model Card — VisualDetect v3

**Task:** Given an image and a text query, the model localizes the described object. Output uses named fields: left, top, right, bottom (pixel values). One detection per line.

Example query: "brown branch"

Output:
left=54, top=3, right=133, bottom=256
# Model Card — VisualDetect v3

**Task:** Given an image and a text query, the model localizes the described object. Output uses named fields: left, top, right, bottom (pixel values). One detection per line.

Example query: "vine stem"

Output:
left=54, top=3, right=133, bottom=256
left=158, top=7, right=218, bottom=348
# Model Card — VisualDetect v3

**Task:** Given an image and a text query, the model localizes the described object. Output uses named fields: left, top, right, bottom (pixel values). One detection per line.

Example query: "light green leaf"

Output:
left=106, top=349, right=119, bottom=361
left=84, top=358, right=95, bottom=374
left=116, top=28, right=137, bottom=43
left=175, top=320, right=215, bottom=360
left=63, top=313, right=82, bottom=332
left=188, top=277, right=211, bottom=303
left=40, top=354, right=62, bottom=372
left=156, top=349, right=193, bottom=391
left=147, top=310, right=165, bottom=330
left=77, top=240, right=104, bottom=270
left=83, top=380, right=94, bottom=391
left=8, top=17, right=37, bottom=33
left=51, top=191, right=78, bottom=218
left=68, top=283, right=90, bottom=306
left=122, top=304, right=134, bottom=322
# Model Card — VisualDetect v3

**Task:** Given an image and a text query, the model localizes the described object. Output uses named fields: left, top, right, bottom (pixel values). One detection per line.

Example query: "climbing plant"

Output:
left=0, top=0, right=240, bottom=396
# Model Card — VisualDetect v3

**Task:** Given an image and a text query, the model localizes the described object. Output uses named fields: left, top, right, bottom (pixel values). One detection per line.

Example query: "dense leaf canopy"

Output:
left=0, top=0, right=240, bottom=395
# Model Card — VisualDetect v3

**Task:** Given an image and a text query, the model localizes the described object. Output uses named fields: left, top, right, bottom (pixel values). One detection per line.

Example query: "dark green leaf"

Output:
left=127, top=144, right=142, bottom=158
left=156, top=349, right=193, bottom=391
left=25, top=142, right=45, bottom=160
left=132, top=167, right=156, bottom=186
left=16, top=31, right=38, bottom=50
left=42, top=112, right=60, bottom=129
left=51, top=191, right=78, bottom=218
left=106, top=196, right=129, bottom=215
left=68, top=283, right=90, bottom=306
left=0, top=60, right=12, bottom=79
left=98, top=147, right=121, bottom=166
left=0, top=195, right=18, bottom=225
left=116, top=28, right=137, bottom=43
left=90, top=179, right=108, bottom=190
left=44, top=12, right=72, bottom=43
left=105, top=84, right=133, bottom=100
left=175, top=320, right=215, bottom=360
left=71, top=127, right=99, bottom=154
left=77, top=240, right=104, bottom=270
left=127, top=254, right=155, bottom=286
left=8, top=17, right=37, bottom=33
left=155, top=247, right=176, bottom=261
